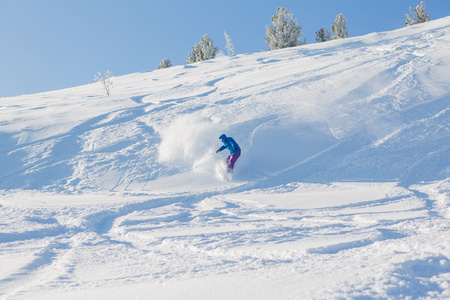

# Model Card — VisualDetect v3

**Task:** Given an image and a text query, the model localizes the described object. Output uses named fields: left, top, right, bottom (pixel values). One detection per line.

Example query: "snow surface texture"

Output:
left=1, top=17, right=450, bottom=299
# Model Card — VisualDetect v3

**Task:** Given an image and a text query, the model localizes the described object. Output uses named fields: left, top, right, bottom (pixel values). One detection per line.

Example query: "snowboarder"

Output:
left=216, top=134, right=241, bottom=173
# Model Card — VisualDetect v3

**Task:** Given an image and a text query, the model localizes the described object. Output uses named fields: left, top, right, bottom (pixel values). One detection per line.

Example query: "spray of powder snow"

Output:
left=158, top=113, right=227, bottom=173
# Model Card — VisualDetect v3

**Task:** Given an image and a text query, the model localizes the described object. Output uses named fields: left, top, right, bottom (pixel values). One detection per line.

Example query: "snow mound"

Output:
left=1, top=17, right=450, bottom=192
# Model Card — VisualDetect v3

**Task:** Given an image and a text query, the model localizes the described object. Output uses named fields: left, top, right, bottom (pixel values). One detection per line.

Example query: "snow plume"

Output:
left=158, top=112, right=225, bottom=171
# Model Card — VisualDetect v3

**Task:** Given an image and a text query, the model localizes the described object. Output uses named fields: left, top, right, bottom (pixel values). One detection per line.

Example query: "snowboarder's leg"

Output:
left=226, top=155, right=233, bottom=172
left=226, top=152, right=241, bottom=173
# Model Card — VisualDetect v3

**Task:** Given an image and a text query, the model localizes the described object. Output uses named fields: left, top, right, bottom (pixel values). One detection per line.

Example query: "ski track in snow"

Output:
left=0, top=17, right=450, bottom=299
left=1, top=181, right=449, bottom=299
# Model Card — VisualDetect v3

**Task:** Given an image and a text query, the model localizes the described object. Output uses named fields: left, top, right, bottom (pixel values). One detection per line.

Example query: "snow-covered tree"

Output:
left=157, top=58, right=172, bottom=70
left=315, top=26, right=332, bottom=43
left=405, top=1, right=430, bottom=27
left=224, top=31, right=235, bottom=56
left=185, top=34, right=219, bottom=65
left=264, top=7, right=304, bottom=50
left=331, top=13, right=349, bottom=40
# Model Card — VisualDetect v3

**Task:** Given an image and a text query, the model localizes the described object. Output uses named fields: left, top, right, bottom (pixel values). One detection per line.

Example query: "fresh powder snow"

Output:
left=1, top=17, right=450, bottom=299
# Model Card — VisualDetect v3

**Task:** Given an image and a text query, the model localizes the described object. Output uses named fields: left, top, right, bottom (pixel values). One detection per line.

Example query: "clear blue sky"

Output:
left=1, top=0, right=449, bottom=97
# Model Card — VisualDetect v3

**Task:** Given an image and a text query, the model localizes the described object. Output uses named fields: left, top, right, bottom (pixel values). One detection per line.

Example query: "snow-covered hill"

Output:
left=1, top=17, right=449, bottom=299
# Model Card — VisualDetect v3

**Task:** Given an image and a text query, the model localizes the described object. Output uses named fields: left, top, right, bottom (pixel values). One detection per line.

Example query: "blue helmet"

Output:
left=219, top=134, right=227, bottom=142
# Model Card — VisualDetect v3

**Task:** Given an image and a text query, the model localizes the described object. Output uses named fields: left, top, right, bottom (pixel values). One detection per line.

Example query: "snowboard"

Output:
left=215, top=160, right=232, bottom=181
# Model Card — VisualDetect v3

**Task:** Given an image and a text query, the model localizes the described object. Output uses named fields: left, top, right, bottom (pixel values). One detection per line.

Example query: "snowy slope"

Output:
left=0, top=17, right=449, bottom=299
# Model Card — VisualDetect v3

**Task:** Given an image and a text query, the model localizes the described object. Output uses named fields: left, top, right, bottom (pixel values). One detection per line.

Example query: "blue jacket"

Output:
left=219, top=134, right=241, bottom=155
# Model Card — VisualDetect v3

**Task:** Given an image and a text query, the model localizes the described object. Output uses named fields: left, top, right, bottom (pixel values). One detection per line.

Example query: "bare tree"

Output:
left=94, top=70, right=113, bottom=96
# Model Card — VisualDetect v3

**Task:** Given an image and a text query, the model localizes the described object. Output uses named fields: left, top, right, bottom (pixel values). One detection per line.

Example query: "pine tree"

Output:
left=157, top=58, right=172, bottom=70
left=224, top=31, right=235, bottom=56
left=264, top=7, right=304, bottom=50
left=405, top=1, right=430, bottom=27
left=185, top=34, right=219, bottom=65
left=315, top=26, right=332, bottom=43
left=331, top=13, right=349, bottom=40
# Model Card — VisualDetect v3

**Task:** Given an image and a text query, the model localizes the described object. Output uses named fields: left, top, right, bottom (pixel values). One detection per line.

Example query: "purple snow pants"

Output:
left=226, top=152, right=241, bottom=173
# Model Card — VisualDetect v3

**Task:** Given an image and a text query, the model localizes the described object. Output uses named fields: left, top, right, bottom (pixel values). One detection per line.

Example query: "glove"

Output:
left=216, top=150, right=220, bottom=153
left=234, top=147, right=238, bottom=151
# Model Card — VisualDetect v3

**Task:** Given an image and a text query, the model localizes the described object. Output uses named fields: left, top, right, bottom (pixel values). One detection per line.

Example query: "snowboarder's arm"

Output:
left=217, top=145, right=226, bottom=153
